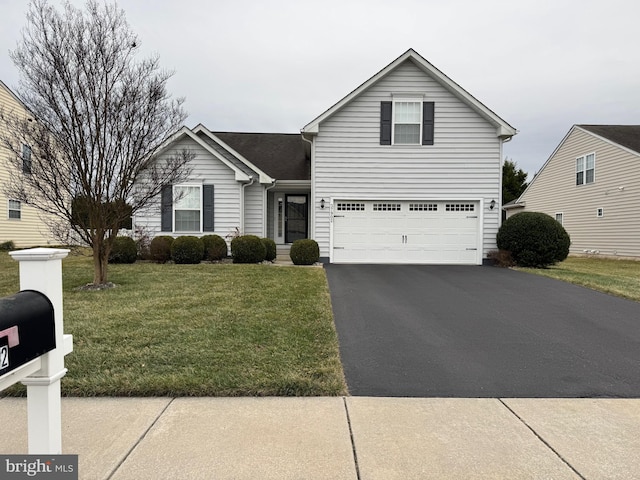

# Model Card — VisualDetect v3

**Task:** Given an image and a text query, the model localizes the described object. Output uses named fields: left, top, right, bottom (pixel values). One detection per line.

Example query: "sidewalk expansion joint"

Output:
left=106, top=397, right=176, bottom=480
left=498, top=398, right=586, bottom=480
left=342, top=397, right=362, bottom=480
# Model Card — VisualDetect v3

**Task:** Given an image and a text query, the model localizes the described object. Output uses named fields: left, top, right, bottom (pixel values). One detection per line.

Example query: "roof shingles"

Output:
left=579, top=125, right=640, bottom=155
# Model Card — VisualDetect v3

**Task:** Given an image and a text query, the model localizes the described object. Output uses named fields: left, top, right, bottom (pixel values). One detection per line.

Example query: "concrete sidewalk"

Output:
left=1, top=397, right=639, bottom=479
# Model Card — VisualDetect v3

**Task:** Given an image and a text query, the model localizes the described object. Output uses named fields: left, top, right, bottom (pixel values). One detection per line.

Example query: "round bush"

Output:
left=496, top=212, right=570, bottom=268
left=202, top=234, right=228, bottom=261
left=171, top=236, right=204, bottom=264
left=231, top=235, right=266, bottom=264
left=150, top=235, right=175, bottom=263
left=261, top=237, right=277, bottom=262
left=108, top=236, right=137, bottom=264
left=290, top=239, right=320, bottom=265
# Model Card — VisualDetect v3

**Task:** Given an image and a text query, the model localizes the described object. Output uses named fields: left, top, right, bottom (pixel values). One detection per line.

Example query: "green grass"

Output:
left=0, top=251, right=347, bottom=397
left=519, top=256, right=640, bottom=302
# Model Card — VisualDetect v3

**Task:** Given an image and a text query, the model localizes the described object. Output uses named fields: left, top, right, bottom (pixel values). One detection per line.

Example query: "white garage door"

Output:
left=332, top=200, right=480, bottom=264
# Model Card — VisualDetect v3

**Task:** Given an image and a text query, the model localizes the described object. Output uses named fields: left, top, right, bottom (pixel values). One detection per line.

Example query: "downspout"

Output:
left=240, top=176, right=255, bottom=234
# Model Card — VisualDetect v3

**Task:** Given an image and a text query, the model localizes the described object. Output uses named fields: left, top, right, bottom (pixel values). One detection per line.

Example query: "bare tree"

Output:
left=2, top=0, right=193, bottom=286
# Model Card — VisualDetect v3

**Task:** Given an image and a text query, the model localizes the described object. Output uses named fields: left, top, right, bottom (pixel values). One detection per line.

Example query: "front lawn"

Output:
left=520, top=256, right=640, bottom=302
left=0, top=251, right=347, bottom=396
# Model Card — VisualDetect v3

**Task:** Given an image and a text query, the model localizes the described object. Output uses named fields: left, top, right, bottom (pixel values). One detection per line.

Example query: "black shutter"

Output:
left=380, top=101, right=392, bottom=145
left=161, top=185, right=172, bottom=232
left=422, top=102, right=435, bottom=145
left=203, top=185, right=214, bottom=232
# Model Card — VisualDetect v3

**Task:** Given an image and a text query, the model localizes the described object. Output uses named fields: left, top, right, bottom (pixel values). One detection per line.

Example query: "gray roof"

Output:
left=213, top=132, right=310, bottom=181
left=579, top=125, right=640, bottom=155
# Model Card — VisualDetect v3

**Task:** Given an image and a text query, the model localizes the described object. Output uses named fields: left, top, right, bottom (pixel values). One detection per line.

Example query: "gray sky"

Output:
left=1, top=0, right=639, bottom=180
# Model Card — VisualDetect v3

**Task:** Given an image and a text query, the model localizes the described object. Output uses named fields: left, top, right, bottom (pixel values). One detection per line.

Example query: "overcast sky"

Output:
left=1, top=0, right=639, bottom=179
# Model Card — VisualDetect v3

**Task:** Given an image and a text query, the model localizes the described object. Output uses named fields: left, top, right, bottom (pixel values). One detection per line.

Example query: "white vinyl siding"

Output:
left=134, top=137, right=243, bottom=239
left=243, top=181, right=265, bottom=236
left=516, top=127, right=640, bottom=257
left=312, top=60, right=502, bottom=260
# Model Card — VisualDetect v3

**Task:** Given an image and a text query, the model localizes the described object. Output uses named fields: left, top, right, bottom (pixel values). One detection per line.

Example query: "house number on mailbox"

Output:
left=0, top=337, right=9, bottom=370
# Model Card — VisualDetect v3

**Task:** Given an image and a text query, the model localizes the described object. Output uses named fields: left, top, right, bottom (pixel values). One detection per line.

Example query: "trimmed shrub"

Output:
left=108, top=236, right=137, bottom=264
left=261, top=237, right=277, bottom=262
left=231, top=235, right=266, bottom=264
left=496, top=212, right=570, bottom=268
left=290, top=239, right=320, bottom=265
left=202, top=234, right=228, bottom=261
left=150, top=235, right=175, bottom=263
left=0, top=241, right=15, bottom=251
left=486, top=249, right=516, bottom=268
left=171, top=236, right=204, bottom=264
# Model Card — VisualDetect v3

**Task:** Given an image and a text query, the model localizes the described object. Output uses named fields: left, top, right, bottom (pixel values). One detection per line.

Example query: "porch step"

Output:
left=275, top=245, right=292, bottom=264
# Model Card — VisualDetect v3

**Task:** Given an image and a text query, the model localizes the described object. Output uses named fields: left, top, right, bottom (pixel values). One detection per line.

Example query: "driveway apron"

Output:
left=325, top=264, right=640, bottom=397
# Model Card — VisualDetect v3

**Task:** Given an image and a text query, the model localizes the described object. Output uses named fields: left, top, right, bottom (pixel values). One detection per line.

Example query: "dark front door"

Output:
left=285, top=194, right=308, bottom=243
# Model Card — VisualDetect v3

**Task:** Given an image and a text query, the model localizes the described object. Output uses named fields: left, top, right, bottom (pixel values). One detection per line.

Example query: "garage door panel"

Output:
left=332, top=200, right=480, bottom=265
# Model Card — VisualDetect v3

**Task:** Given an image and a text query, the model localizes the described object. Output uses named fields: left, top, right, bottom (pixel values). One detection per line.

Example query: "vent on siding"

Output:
left=446, top=203, right=475, bottom=212
left=336, top=202, right=365, bottom=211
left=373, top=203, right=401, bottom=211
left=409, top=203, right=438, bottom=211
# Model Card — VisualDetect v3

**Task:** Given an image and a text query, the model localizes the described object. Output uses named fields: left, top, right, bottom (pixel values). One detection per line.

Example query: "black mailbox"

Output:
left=0, top=290, right=56, bottom=377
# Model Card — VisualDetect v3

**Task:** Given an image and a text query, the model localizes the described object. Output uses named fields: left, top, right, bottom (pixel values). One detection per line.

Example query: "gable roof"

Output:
left=302, top=48, right=517, bottom=139
left=577, top=125, right=640, bottom=155
left=212, top=131, right=310, bottom=181
left=514, top=124, right=640, bottom=205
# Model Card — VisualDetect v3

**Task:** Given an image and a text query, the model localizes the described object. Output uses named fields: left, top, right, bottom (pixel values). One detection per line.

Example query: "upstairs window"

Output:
left=380, top=100, right=434, bottom=146
left=576, top=153, right=595, bottom=185
left=22, top=144, right=32, bottom=174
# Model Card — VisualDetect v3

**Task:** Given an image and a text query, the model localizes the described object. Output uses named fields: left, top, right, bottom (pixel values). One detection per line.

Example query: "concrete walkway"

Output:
left=1, top=397, right=639, bottom=479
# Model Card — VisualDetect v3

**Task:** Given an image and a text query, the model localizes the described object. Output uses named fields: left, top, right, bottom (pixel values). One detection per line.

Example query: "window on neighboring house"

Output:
left=380, top=100, right=434, bottom=146
left=161, top=184, right=214, bottom=233
left=597, top=208, right=604, bottom=218
left=22, top=144, right=32, bottom=174
left=576, top=153, right=595, bottom=185
left=8, top=200, right=21, bottom=220
left=555, top=212, right=563, bottom=225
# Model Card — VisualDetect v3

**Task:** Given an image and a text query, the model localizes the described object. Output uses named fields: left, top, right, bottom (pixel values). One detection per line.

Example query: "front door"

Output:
left=285, top=195, right=308, bottom=243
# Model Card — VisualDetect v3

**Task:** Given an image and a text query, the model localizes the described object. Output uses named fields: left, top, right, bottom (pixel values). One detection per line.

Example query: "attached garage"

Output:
left=331, top=200, right=481, bottom=264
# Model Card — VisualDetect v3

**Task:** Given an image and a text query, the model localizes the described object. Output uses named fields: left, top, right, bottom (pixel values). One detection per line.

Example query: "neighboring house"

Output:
left=136, top=49, right=516, bottom=264
left=504, top=125, right=640, bottom=258
left=0, top=80, right=57, bottom=247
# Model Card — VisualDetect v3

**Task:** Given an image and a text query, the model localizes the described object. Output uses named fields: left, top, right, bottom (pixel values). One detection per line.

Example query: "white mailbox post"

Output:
left=4, top=248, right=73, bottom=454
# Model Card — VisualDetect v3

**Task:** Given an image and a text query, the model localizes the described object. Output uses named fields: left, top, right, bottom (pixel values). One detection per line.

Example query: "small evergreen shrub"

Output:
left=202, top=234, right=228, bottom=261
left=261, top=237, right=277, bottom=262
left=231, top=235, right=266, bottom=264
left=0, top=241, right=15, bottom=251
left=290, top=239, right=320, bottom=265
left=108, top=236, right=137, bottom=264
left=171, top=236, right=204, bottom=264
left=487, top=249, right=516, bottom=268
left=150, top=235, right=175, bottom=263
left=497, top=212, right=570, bottom=268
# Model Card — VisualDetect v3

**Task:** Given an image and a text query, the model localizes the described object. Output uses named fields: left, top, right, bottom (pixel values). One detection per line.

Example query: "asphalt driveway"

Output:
left=325, top=264, right=640, bottom=397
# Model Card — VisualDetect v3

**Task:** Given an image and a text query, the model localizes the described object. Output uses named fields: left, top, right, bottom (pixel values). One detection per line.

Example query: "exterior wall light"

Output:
left=489, top=199, right=496, bottom=210
left=320, top=198, right=325, bottom=209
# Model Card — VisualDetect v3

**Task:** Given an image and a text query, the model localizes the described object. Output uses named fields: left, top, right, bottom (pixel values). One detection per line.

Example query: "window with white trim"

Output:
left=409, top=203, right=438, bottom=211
left=174, top=185, right=201, bottom=232
left=336, top=203, right=365, bottom=211
left=576, top=153, right=595, bottom=185
left=8, top=200, right=21, bottom=220
left=22, top=144, right=32, bottom=174
left=555, top=212, right=563, bottom=225
left=445, top=203, right=475, bottom=212
left=373, top=203, right=401, bottom=211
left=393, top=101, right=422, bottom=144
left=597, top=208, right=604, bottom=218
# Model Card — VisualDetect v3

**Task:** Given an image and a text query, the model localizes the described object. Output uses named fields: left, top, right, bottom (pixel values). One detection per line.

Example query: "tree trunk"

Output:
left=92, top=235, right=109, bottom=285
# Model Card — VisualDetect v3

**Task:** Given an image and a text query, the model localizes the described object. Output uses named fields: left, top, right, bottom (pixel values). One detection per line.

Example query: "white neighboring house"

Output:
left=0, top=80, right=58, bottom=247
left=504, top=125, right=640, bottom=258
left=135, top=49, right=517, bottom=264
